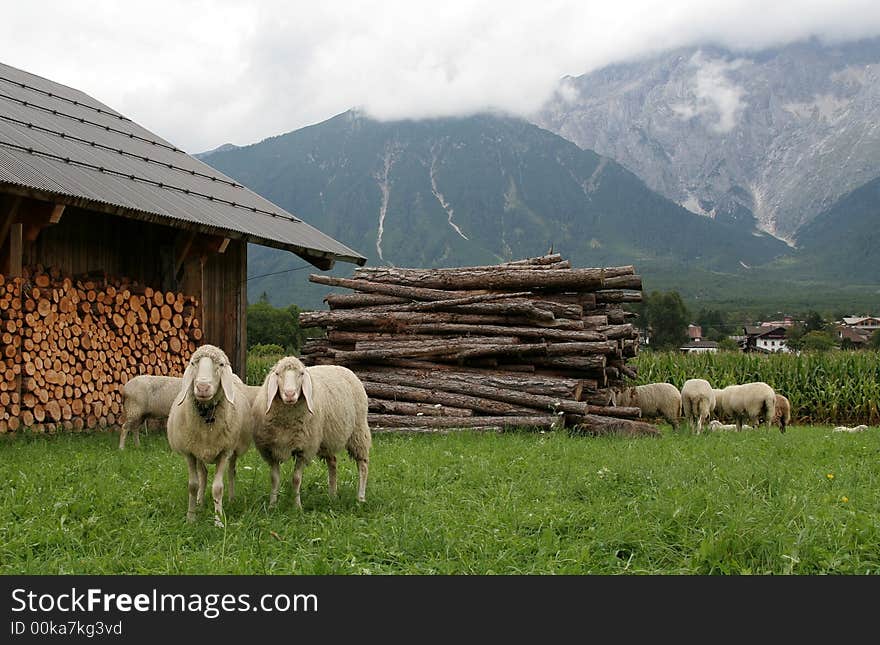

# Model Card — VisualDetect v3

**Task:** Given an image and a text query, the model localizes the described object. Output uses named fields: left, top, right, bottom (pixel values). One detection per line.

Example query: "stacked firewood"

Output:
left=299, top=254, right=659, bottom=436
left=0, top=267, right=201, bottom=433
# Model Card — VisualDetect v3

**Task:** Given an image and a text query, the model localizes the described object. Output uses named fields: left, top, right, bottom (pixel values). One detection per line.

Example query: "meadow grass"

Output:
left=2, top=425, right=879, bottom=575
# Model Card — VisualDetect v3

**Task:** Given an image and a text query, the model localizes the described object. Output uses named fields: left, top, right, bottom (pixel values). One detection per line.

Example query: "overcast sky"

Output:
left=2, top=1, right=879, bottom=153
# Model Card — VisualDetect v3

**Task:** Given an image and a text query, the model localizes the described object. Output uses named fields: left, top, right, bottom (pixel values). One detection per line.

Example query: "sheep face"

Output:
left=265, top=358, right=314, bottom=415
left=175, top=346, right=237, bottom=408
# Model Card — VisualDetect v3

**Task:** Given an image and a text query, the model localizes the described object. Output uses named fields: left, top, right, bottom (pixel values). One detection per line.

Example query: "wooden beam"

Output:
left=0, top=196, right=22, bottom=250
left=217, top=237, right=230, bottom=254
left=175, top=231, right=197, bottom=277
left=49, top=204, right=65, bottom=224
left=9, top=223, right=23, bottom=277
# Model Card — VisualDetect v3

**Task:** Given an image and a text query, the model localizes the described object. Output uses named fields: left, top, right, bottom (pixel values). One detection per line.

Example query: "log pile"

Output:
left=0, top=267, right=201, bottom=433
left=299, top=254, right=659, bottom=437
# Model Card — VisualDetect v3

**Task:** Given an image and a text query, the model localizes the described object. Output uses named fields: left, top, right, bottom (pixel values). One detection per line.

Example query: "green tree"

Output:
left=246, top=292, right=307, bottom=353
left=804, top=310, right=825, bottom=332
left=717, top=337, right=741, bottom=352
left=786, top=323, right=807, bottom=351
left=640, top=290, right=689, bottom=351
left=696, top=308, right=728, bottom=341
left=801, top=330, right=835, bottom=351
left=870, top=330, right=880, bottom=349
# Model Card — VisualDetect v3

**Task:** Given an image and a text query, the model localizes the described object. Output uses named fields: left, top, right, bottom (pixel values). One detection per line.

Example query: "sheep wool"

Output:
left=166, top=344, right=253, bottom=526
left=252, top=356, right=371, bottom=509
left=719, top=382, right=777, bottom=432
left=118, top=375, right=181, bottom=449
left=680, top=378, right=716, bottom=435
left=833, top=425, right=869, bottom=433
left=614, top=382, right=681, bottom=429
left=773, top=394, right=791, bottom=433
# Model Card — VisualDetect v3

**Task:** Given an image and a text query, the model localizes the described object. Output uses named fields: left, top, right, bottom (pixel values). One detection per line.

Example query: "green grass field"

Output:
left=2, top=425, right=878, bottom=575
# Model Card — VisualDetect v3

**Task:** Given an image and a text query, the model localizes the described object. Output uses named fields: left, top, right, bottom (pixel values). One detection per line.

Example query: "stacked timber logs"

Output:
left=0, top=267, right=201, bottom=433
left=299, top=254, right=659, bottom=437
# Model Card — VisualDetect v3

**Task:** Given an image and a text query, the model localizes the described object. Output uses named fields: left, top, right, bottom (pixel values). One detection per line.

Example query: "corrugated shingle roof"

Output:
left=0, top=61, right=366, bottom=268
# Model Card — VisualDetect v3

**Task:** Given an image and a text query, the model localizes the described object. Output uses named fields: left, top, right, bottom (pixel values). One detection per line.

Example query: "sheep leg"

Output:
left=133, top=420, right=142, bottom=448
left=356, top=458, right=369, bottom=503
left=325, top=454, right=338, bottom=498
left=212, top=452, right=230, bottom=528
left=185, top=454, right=199, bottom=523
left=227, top=452, right=238, bottom=501
left=268, top=462, right=281, bottom=508
left=196, top=462, right=208, bottom=506
left=291, top=454, right=306, bottom=509
left=118, top=415, right=140, bottom=450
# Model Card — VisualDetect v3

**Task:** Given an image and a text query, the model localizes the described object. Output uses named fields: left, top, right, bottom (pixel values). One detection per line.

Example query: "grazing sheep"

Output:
left=708, top=419, right=752, bottom=432
left=680, top=378, right=716, bottom=435
left=252, top=356, right=371, bottom=509
left=833, top=425, right=869, bottom=433
left=166, top=345, right=253, bottom=526
left=711, top=388, right=727, bottom=421
left=118, top=375, right=181, bottom=449
left=613, top=383, right=681, bottom=429
left=773, top=394, right=791, bottom=433
left=719, top=382, right=777, bottom=432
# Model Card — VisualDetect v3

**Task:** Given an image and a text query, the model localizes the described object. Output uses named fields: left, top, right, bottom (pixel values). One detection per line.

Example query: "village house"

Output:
left=743, top=325, right=790, bottom=353
left=840, top=316, right=880, bottom=333
left=831, top=315, right=879, bottom=348
left=680, top=324, right=718, bottom=353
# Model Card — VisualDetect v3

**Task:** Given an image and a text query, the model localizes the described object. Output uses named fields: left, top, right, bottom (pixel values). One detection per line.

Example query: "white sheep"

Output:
left=613, top=383, right=681, bottom=429
left=252, top=355, right=371, bottom=509
left=708, top=419, right=752, bottom=432
left=119, top=374, right=260, bottom=450
left=718, top=382, right=777, bottom=432
left=833, top=425, right=869, bottom=433
left=711, top=388, right=727, bottom=421
left=166, top=344, right=253, bottom=526
left=680, top=378, right=716, bottom=435
left=773, top=394, right=791, bottom=433
left=118, top=375, right=181, bottom=449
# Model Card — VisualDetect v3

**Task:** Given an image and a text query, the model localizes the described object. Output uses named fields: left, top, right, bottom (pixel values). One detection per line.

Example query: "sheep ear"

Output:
left=175, top=363, right=196, bottom=407
left=265, top=371, right=279, bottom=414
left=302, top=369, right=315, bottom=415
left=220, top=365, right=236, bottom=406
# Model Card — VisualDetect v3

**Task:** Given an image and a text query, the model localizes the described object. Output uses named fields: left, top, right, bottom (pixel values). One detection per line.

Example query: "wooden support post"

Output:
left=9, top=223, right=22, bottom=277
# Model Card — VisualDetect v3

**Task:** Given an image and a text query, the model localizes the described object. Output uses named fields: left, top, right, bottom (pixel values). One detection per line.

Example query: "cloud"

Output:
left=1, top=1, right=879, bottom=151
left=672, top=52, right=747, bottom=133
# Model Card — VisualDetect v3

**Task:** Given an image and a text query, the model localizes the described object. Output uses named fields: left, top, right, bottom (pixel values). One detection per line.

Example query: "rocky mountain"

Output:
left=787, top=175, right=880, bottom=282
left=534, top=36, right=880, bottom=241
left=200, top=110, right=788, bottom=308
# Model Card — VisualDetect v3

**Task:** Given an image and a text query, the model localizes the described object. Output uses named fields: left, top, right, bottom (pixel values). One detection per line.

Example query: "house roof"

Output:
left=837, top=325, right=871, bottom=343
left=744, top=325, right=787, bottom=338
left=0, top=61, right=366, bottom=269
left=680, top=340, right=719, bottom=349
left=842, top=316, right=880, bottom=326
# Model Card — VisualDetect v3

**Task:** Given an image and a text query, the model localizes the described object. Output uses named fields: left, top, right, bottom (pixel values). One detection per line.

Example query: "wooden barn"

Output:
left=0, top=61, right=365, bottom=431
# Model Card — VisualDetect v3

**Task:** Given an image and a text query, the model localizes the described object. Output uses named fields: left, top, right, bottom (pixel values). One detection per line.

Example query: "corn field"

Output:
left=634, top=350, right=880, bottom=425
